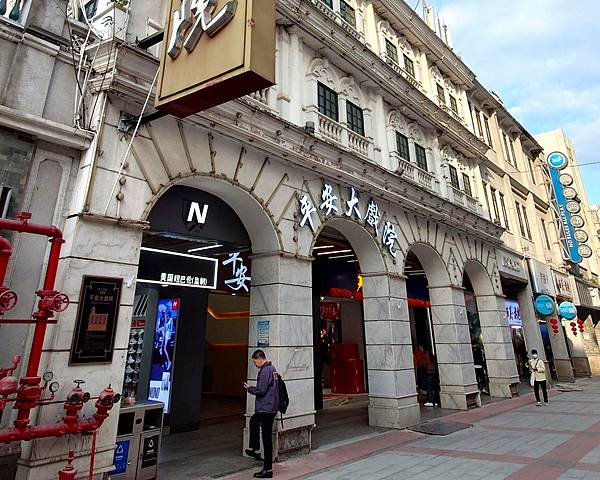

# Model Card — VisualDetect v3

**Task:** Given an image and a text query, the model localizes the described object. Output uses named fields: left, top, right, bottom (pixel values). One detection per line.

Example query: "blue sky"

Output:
left=424, top=0, right=600, bottom=204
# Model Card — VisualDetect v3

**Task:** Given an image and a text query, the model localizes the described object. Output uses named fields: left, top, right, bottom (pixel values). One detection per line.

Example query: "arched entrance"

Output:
left=310, top=219, right=380, bottom=444
left=117, top=179, right=288, bottom=477
left=463, top=260, right=520, bottom=398
left=406, top=243, right=480, bottom=410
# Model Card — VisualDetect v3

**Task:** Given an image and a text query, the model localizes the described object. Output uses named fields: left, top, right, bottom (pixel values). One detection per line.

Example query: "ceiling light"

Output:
left=317, top=249, right=352, bottom=256
left=328, top=254, right=356, bottom=259
left=188, top=243, right=223, bottom=253
left=313, top=245, right=335, bottom=250
left=347, top=259, right=359, bottom=263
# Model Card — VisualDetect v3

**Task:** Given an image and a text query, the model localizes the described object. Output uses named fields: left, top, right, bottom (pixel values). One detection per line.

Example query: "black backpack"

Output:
left=276, top=374, right=289, bottom=426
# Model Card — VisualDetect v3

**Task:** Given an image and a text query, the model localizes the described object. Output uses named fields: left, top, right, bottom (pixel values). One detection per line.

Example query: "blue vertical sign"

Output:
left=547, top=152, right=582, bottom=263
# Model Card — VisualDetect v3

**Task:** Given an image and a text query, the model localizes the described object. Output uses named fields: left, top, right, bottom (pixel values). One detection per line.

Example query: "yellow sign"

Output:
left=156, top=0, right=276, bottom=118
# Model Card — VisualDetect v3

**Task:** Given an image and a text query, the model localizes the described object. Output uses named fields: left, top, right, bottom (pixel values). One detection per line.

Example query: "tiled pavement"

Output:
left=222, top=377, right=600, bottom=480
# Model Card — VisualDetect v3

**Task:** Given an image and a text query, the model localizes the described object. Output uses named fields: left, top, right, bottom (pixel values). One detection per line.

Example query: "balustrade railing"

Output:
left=448, top=184, right=480, bottom=214
left=316, top=112, right=372, bottom=158
left=394, top=155, right=437, bottom=192
left=383, top=53, right=424, bottom=93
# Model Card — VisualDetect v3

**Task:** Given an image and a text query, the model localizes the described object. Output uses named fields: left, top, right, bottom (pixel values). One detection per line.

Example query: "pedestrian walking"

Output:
left=528, top=349, right=548, bottom=406
left=423, top=350, right=440, bottom=407
left=244, top=349, right=280, bottom=478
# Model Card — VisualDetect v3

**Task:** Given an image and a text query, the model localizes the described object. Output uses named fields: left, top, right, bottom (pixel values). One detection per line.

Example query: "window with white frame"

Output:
left=515, top=201, right=532, bottom=240
left=403, top=54, right=415, bottom=78
left=339, top=0, right=356, bottom=27
left=540, top=218, right=551, bottom=249
left=474, top=108, right=484, bottom=138
left=318, top=82, right=339, bottom=122
left=415, top=143, right=428, bottom=171
left=448, top=164, right=459, bottom=189
left=396, top=132, right=410, bottom=161
left=320, top=0, right=333, bottom=8
left=449, top=95, right=459, bottom=115
left=490, top=187, right=500, bottom=223
left=385, top=39, right=398, bottom=64
left=436, top=83, right=445, bottom=105
left=499, top=192, right=510, bottom=231
left=483, top=114, right=493, bottom=148
left=462, top=173, right=472, bottom=197
left=346, top=101, right=364, bottom=136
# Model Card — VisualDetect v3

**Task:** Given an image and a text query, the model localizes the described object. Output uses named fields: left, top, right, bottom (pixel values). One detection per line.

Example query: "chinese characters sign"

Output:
left=137, top=247, right=218, bottom=290
left=223, top=252, right=251, bottom=292
left=70, top=276, right=122, bottom=365
left=299, top=184, right=399, bottom=258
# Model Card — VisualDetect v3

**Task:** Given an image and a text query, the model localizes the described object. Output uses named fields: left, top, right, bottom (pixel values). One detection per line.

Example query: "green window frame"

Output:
left=436, top=84, right=445, bottom=105
left=448, top=165, right=459, bottom=189
left=340, top=0, right=356, bottom=28
left=499, top=193, right=510, bottom=231
left=396, top=132, right=410, bottom=161
left=449, top=95, right=458, bottom=114
left=385, top=39, right=398, bottom=64
left=403, top=54, right=415, bottom=78
left=462, top=173, right=472, bottom=197
left=319, top=0, right=333, bottom=8
left=415, top=143, right=428, bottom=171
left=318, top=82, right=339, bottom=122
left=346, top=101, right=364, bottom=136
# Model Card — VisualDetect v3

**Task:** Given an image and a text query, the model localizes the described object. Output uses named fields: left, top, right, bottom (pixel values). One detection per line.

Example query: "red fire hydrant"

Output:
left=58, top=450, right=76, bottom=480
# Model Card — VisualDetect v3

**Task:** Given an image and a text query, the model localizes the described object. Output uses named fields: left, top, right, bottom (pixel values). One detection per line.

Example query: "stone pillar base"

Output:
left=488, top=379, right=519, bottom=398
left=554, top=358, right=575, bottom=382
left=243, top=412, right=315, bottom=461
left=587, top=355, right=600, bottom=376
left=439, top=390, right=480, bottom=410
left=368, top=395, right=420, bottom=429
left=571, top=357, right=592, bottom=377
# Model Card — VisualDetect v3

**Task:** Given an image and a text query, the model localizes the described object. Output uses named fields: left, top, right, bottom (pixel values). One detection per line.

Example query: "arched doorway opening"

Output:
left=118, top=182, right=280, bottom=478
left=404, top=251, right=438, bottom=408
left=463, top=271, right=489, bottom=395
left=311, top=224, right=371, bottom=444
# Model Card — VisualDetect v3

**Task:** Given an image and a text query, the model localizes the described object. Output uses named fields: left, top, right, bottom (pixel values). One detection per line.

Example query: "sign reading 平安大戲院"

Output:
left=156, top=0, right=276, bottom=118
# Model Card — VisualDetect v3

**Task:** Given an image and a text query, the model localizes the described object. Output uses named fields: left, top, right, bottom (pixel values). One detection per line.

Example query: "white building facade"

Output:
left=0, top=0, right=598, bottom=478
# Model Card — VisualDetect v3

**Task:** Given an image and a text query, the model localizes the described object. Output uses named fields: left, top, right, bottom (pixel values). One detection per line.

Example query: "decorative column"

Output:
left=517, top=284, right=547, bottom=365
left=428, top=285, right=480, bottom=410
left=475, top=294, right=520, bottom=397
left=363, top=274, right=420, bottom=428
left=243, top=253, right=315, bottom=458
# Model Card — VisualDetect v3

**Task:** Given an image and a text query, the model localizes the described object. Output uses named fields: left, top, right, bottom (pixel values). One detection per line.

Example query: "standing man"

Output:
left=528, top=349, right=548, bottom=406
left=244, top=350, right=279, bottom=478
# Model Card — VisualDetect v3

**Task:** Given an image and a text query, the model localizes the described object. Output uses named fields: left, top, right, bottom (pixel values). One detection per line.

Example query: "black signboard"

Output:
left=137, top=247, right=218, bottom=289
left=147, top=185, right=250, bottom=246
left=69, top=276, right=122, bottom=365
left=141, top=434, right=160, bottom=469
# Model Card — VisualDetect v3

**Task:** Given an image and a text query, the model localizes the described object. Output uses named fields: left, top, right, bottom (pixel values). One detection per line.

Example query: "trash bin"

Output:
left=108, top=400, right=164, bottom=480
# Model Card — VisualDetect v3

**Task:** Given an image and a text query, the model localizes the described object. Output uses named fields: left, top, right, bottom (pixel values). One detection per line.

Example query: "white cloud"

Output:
left=427, top=0, right=600, bottom=202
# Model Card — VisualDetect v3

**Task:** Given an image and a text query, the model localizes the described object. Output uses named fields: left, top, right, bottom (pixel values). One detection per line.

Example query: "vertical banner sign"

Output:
left=546, top=152, right=582, bottom=263
left=69, top=276, right=122, bottom=365
left=149, top=298, right=180, bottom=413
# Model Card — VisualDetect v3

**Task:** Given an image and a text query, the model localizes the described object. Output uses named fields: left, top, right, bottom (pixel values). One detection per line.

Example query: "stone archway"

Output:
left=311, top=217, right=421, bottom=429
left=406, top=243, right=480, bottom=410
left=463, top=259, right=519, bottom=398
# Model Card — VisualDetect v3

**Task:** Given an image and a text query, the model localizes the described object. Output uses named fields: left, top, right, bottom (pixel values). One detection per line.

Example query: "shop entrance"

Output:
left=312, top=227, right=368, bottom=412
left=405, top=252, right=439, bottom=408
left=121, top=185, right=257, bottom=477
left=463, top=273, right=489, bottom=395
left=500, top=277, right=530, bottom=382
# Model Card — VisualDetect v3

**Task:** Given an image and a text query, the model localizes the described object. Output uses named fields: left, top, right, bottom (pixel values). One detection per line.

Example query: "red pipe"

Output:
left=0, top=236, right=11, bottom=286
left=89, top=430, right=97, bottom=480
left=0, top=213, right=64, bottom=378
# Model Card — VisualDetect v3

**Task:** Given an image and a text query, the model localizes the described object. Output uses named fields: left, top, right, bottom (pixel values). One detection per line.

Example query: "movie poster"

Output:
left=148, top=298, right=179, bottom=413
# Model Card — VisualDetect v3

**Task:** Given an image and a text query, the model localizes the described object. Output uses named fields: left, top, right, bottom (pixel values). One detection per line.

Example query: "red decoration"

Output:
left=550, top=318, right=558, bottom=325
left=407, top=298, right=432, bottom=308
left=570, top=322, right=576, bottom=327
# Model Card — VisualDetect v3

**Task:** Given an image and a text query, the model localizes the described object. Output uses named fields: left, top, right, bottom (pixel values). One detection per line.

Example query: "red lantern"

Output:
left=577, top=319, right=585, bottom=326
left=550, top=318, right=558, bottom=325
left=570, top=322, right=576, bottom=327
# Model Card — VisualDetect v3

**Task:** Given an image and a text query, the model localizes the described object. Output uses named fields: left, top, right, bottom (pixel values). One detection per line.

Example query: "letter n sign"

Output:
left=183, top=200, right=209, bottom=231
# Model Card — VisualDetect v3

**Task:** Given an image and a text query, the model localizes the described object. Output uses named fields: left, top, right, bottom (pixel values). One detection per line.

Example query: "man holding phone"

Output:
left=244, top=349, right=279, bottom=478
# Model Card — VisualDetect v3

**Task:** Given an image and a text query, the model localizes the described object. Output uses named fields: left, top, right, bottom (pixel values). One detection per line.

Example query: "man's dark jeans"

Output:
left=249, top=412, right=276, bottom=470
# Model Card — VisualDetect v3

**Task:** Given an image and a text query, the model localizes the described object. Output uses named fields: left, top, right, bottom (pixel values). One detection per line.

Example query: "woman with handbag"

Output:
left=528, top=349, right=548, bottom=406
